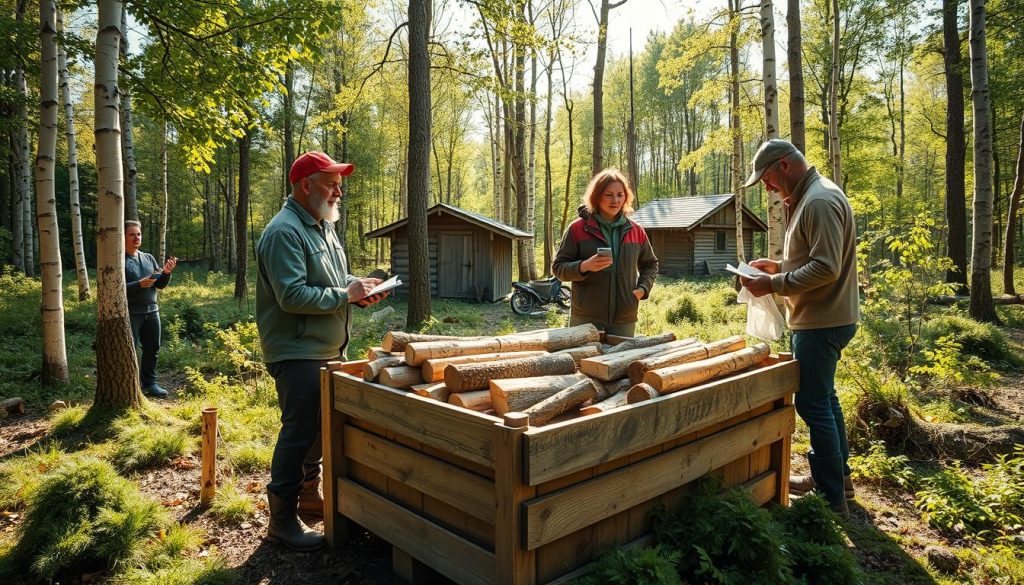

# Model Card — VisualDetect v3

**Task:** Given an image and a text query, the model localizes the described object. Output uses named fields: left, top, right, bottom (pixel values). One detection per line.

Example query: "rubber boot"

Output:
left=266, top=489, right=325, bottom=551
left=789, top=473, right=855, bottom=499
left=297, top=477, right=324, bottom=518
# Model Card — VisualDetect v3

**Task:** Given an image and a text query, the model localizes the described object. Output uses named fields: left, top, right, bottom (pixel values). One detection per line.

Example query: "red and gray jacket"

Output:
left=552, top=207, right=659, bottom=325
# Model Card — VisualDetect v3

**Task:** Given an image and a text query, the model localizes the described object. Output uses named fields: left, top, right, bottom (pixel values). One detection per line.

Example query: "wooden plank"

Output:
left=321, top=362, right=348, bottom=546
left=392, top=547, right=445, bottom=584
left=338, top=478, right=494, bottom=585
left=422, top=493, right=495, bottom=550
left=333, top=372, right=497, bottom=468
left=493, top=413, right=536, bottom=585
left=770, top=394, right=794, bottom=506
left=343, top=424, right=496, bottom=524
left=743, top=470, right=778, bottom=506
left=524, top=361, right=798, bottom=485
left=523, top=406, right=795, bottom=550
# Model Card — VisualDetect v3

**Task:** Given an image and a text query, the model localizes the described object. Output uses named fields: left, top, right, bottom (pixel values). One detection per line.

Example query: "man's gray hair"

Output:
left=125, top=220, right=142, bottom=230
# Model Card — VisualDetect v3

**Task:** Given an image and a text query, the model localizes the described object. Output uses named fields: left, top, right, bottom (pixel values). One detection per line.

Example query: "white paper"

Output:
left=725, top=261, right=769, bottom=278
left=352, top=275, right=402, bottom=302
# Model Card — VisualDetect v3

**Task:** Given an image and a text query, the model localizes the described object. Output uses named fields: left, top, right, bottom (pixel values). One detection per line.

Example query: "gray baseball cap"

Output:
left=742, top=139, right=799, bottom=188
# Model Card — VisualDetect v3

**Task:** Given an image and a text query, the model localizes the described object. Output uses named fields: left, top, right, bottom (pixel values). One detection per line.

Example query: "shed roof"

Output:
left=365, top=203, right=533, bottom=240
left=631, top=195, right=768, bottom=232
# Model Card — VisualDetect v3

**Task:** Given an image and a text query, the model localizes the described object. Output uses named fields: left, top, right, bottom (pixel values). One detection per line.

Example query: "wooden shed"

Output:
left=365, top=203, right=532, bottom=302
left=631, top=195, right=767, bottom=276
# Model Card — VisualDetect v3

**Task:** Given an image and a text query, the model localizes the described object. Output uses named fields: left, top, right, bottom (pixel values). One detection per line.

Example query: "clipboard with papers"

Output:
left=351, top=275, right=402, bottom=302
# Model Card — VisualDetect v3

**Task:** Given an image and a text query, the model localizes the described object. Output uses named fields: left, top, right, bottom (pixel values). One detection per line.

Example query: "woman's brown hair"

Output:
left=583, top=168, right=634, bottom=216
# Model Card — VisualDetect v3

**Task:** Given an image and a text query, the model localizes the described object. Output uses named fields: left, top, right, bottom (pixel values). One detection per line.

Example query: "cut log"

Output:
left=489, top=372, right=591, bottom=415
left=420, top=350, right=547, bottom=382
left=522, top=378, right=598, bottom=425
left=410, top=382, right=449, bottom=402
left=1, top=397, right=25, bottom=416
left=553, top=343, right=603, bottom=365
left=405, top=324, right=600, bottom=366
left=367, top=346, right=403, bottom=360
left=579, top=389, right=631, bottom=415
left=628, top=335, right=746, bottom=384
left=604, top=332, right=677, bottom=354
left=643, top=343, right=771, bottom=394
left=593, top=377, right=631, bottom=402
left=362, top=356, right=407, bottom=381
left=625, top=383, right=661, bottom=404
left=579, top=338, right=699, bottom=381
left=445, top=353, right=577, bottom=393
left=378, top=365, right=424, bottom=389
left=448, top=390, right=492, bottom=412
left=383, top=331, right=486, bottom=353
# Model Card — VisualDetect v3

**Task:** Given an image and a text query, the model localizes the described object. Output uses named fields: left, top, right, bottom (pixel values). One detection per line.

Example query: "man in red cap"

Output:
left=256, top=151, right=387, bottom=550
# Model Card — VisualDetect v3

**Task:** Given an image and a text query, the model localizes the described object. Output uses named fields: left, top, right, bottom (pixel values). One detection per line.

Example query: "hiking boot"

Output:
left=830, top=498, right=850, bottom=519
left=266, top=489, right=325, bottom=551
left=143, top=384, right=168, bottom=398
left=297, top=477, right=324, bottom=518
left=789, top=474, right=855, bottom=500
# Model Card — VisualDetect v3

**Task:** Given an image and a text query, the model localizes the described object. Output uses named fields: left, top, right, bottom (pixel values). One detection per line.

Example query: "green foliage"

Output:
left=572, top=546, right=683, bottom=585
left=209, top=479, right=255, bottom=523
left=665, top=294, right=704, bottom=324
left=652, top=483, right=793, bottom=584
left=111, top=524, right=236, bottom=585
left=203, top=321, right=265, bottom=377
left=775, top=493, right=846, bottom=547
left=848, top=441, right=917, bottom=491
left=111, top=412, right=191, bottom=472
left=921, top=314, right=1017, bottom=365
left=226, top=440, right=274, bottom=474
left=2, top=457, right=169, bottom=580
left=914, top=459, right=1022, bottom=540
left=0, top=443, right=65, bottom=510
left=50, top=405, right=88, bottom=435
left=785, top=541, right=862, bottom=585
left=839, top=361, right=913, bottom=449
left=911, top=334, right=1001, bottom=389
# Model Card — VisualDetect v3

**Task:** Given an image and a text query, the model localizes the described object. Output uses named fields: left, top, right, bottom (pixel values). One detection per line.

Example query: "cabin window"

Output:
left=715, top=230, right=726, bottom=251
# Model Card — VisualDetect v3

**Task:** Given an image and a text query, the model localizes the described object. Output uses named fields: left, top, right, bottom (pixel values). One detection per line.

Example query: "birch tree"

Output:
left=93, top=0, right=143, bottom=409
left=57, top=8, right=89, bottom=300
left=119, top=8, right=139, bottom=221
left=760, top=0, right=784, bottom=260
left=828, top=0, right=842, bottom=184
left=729, top=0, right=745, bottom=262
left=35, top=0, right=67, bottom=385
left=1001, top=112, right=1023, bottom=296
left=788, top=0, right=805, bottom=152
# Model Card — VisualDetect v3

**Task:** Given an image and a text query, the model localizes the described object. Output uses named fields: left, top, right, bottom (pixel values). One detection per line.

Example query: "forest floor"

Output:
left=2, top=270, right=1023, bottom=584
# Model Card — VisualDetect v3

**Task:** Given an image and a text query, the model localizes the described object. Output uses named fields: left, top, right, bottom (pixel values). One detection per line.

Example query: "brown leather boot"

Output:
left=297, top=478, right=324, bottom=518
left=789, top=474, right=855, bottom=500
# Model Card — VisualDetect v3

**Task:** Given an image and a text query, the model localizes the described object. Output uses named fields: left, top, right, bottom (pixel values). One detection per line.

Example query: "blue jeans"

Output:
left=792, top=323, right=857, bottom=506
left=129, top=311, right=161, bottom=388
left=266, top=359, right=334, bottom=500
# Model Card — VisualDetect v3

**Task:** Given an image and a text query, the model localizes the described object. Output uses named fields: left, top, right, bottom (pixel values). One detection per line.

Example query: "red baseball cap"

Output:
left=289, top=151, right=355, bottom=185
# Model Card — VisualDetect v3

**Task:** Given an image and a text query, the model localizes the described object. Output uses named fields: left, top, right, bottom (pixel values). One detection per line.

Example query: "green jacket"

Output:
left=256, top=198, right=358, bottom=363
left=552, top=207, right=659, bottom=325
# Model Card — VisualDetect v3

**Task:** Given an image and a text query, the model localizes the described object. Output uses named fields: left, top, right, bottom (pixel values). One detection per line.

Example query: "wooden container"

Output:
left=320, top=354, right=797, bottom=585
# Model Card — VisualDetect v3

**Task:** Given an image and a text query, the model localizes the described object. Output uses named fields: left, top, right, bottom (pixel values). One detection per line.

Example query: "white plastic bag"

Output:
left=737, top=287, right=785, bottom=341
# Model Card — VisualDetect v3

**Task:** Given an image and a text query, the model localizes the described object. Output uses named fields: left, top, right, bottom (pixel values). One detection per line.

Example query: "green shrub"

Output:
left=665, top=294, right=704, bottom=325
left=785, top=541, right=862, bottom=585
left=775, top=493, right=845, bottom=547
left=921, top=314, right=1014, bottom=364
left=653, top=484, right=793, bottom=584
left=2, top=457, right=168, bottom=580
left=848, top=441, right=917, bottom=491
left=573, top=546, right=682, bottom=585
left=916, top=462, right=998, bottom=537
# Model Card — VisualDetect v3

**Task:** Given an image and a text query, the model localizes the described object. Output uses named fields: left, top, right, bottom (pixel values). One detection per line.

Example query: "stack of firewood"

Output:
left=359, top=324, right=770, bottom=426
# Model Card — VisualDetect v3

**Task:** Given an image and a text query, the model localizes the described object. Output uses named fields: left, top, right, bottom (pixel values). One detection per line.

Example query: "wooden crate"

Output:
left=320, top=355, right=797, bottom=585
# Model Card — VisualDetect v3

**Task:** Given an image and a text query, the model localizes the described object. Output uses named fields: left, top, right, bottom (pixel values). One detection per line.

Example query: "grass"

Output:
left=209, top=479, right=256, bottom=523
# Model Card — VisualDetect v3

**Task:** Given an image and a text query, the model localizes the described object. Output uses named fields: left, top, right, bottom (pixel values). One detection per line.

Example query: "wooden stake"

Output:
left=200, top=407, right=217, bottom=506
left=522, top=378, right=598, bottom=425
left=420, top=350, right=547, bottom=382
left=445, top=353, right=577, bottom=393
left=643, top=343, right=771, bottom=394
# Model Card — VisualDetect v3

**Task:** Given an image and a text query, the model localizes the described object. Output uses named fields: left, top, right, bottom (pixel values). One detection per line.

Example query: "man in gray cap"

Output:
left=739, top=139, right=860, bottom=516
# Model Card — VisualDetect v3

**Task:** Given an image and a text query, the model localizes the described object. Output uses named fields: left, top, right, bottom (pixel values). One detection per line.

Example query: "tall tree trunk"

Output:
left=627, top=32, right=639, bottom=202
left=761, top=0, right=784, bottom=261
left=407, top=0, right=432, bottom=328
left=58, top=8, right=89, bottom=300
left=489, top=90, right=502, bottom=220
left=235, top=129, right=250, bottom=300
left=513, top=27, right=533, bottom=281
left=829, top=0, right=842, bottom=184
left=119, top=8, right=138, bottom=222
left=730, top=0, right=745, bottom=262
left=787, top=0, right=805, bottom=152
left=283, top=62, right=295, bottom=199
left=559, top=46, right=574, bottom=236
left=543, top=47, right=555, bottom=277
left=159, top=121, right=169, bottom=262
left=968, top=0, right=998, bottom=322
left=590, top=0, right=624, bottom=176
left=526, top=37, right=538, bottom=280
left=943, top=0, right=968, bottom=292
left=36, top=0, right=68, bottom=385
left=223, top=161, right=236, bottom=272
left=13, top=0, right=33, bottom=276
left=1003, top=112, right=1024, bottom=295
left=11, top=91, right=25, bottom=272
left=93, top=0, right=143, bottom=409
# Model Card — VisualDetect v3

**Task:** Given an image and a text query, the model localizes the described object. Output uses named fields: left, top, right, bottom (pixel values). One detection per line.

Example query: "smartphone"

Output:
left=596, top=247, right=612, bottom=258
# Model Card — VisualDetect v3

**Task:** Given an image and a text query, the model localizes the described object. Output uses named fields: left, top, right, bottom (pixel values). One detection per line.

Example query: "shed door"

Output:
left=439, top=232, right=473, bottom=298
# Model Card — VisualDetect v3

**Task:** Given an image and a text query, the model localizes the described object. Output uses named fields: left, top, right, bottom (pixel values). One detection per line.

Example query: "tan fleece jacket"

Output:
left=770, top=167, right=860, bottom=330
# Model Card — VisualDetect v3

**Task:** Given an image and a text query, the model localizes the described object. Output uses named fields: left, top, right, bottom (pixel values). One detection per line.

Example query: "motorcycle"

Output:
left=509, top=277, right=571, bottom=315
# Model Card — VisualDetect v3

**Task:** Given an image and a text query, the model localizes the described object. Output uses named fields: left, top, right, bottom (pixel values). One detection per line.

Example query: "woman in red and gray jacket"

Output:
left=552, top=168, right=658, bottom=337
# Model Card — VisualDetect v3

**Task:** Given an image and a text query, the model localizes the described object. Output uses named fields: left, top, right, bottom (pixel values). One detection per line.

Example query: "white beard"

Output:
left=311, top=191, right=340, bottom=223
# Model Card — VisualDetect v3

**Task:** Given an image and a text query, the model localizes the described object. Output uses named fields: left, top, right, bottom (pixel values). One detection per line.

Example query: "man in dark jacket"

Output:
left=124, top=220, right=177, bottom=398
